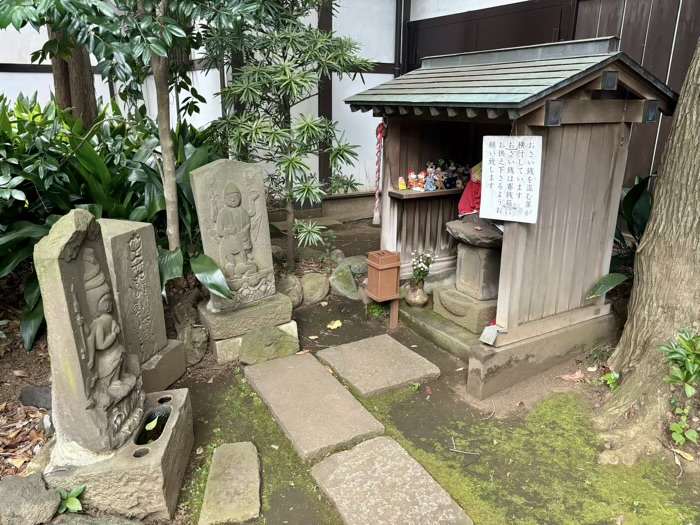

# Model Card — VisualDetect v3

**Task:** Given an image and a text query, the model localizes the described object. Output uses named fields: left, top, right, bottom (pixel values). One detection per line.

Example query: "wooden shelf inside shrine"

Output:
left=388, top=188, right=464, bottom=200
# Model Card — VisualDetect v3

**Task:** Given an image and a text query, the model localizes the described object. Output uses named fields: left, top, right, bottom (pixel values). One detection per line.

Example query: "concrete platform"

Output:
left=199, top=443, right=260, bottom=525
left=317, top=335, right=440, bottom=397
left=244, top=354, right=384, bottom=461
left=311, top=437, right=472, bottom=525
left=399, top=299, right=480, bottom=363
left=467, top=313, right=619, bottom=399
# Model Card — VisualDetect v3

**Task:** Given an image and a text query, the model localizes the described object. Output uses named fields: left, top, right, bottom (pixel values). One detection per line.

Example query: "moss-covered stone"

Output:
left=329, top=263, right=360, bottom=300
left=239, top=327, right=299, bottom=365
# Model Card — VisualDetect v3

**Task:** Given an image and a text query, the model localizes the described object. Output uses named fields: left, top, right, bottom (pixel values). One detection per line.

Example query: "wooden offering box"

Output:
left=367, top=250, right=401, bottom=302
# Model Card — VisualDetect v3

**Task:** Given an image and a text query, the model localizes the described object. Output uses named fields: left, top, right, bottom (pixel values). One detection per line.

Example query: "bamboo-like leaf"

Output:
left=586, top=273, right=629, bottom=300
left=20, top=298, right=43, bottom=351
left=158, top=248, right=183, bottom=298
left=190, top=254, right=232, bottom=300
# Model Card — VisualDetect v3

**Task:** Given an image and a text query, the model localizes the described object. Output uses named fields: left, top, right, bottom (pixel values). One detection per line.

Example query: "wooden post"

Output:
left=389, top=299, right=400, bottom=330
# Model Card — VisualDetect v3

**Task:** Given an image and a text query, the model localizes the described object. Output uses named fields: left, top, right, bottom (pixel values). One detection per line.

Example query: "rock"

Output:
left=329, top=264, right=360, bottom=300
left=52, top=515, right=142, bottom=525
left=311, top=437, right=472, bottom=525
left=0, top=473, right=60, bottom=525
left=140, top=340, right=187, bottom=392
left=329, top=249, right=345, bottom=265
left=179, top=325, right=208, bottom=366
left=191, top=160, right=276, bottom=312
left=213, top=321, right=298, bottom=365
left=341, top=255, right=368, bottom=276
left=25, top=440, right=54, bottom=477
left=446, top=215, right=503, bottom=247
left=41, top=413, right=54, bottom=438
left=301, top=273, right=330, bottom=306
left=271, top=245, right=287, bottom=261
left=198, top=443, right=260, bottom=525
left=295, top=246, right=323, bottom=261
left=245, top=354, right=384, bottom=461
left=19, top=386, right=52, bottom=410
left=276, top=274, right=303, bottom=308
left=238, top=327, right=299, bottom=365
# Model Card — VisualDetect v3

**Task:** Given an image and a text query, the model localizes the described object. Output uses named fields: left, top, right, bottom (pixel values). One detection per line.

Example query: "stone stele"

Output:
left=34, top=210, right=146, bottom=464
left=191, top=159, right=275, bottom=311
left=99, top=219, right=186, bottom=392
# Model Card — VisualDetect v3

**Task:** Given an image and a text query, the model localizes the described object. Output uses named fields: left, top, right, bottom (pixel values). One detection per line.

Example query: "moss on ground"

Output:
left=178, top=369, right=343, bottom=525
left=361, top=390, right=700, bottom=525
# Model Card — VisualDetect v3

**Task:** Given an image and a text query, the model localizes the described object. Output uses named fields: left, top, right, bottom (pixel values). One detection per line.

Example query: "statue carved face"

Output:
left=97, top=293, right=113, bottom=315
left=225, top=191, right=242, bottom=208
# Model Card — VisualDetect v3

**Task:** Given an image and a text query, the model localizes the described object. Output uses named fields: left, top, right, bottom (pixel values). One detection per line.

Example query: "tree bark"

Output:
left=152, top=52, right=180, bottom=251
left=48, top=31, right=98, bottom=127
left=595, top=41, right=700, bottom=465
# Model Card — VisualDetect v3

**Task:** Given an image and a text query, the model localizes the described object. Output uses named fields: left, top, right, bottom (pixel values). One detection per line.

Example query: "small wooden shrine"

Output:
left=347, top=38, right=677, bottom=398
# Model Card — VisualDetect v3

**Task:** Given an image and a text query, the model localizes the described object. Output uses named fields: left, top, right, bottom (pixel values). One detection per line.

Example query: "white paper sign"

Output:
left=480, top=136, right=542, bottom=224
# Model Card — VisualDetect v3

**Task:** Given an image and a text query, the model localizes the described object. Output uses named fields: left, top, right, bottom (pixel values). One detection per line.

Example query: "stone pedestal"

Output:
left=99, top=219, right=186, bottom=391
left=456, top=243, right=500, bottom=300
left=199, top=293, right=293, bottom=340
left=214, top=320, right=298, bottom=365
left=433, top=285, right=497, bottom=333
left=45, top=389, right=193, bottom=521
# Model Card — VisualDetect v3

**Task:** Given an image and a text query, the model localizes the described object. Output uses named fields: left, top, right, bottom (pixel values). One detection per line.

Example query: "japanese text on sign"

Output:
left=480, top=136, right=542, bottom=224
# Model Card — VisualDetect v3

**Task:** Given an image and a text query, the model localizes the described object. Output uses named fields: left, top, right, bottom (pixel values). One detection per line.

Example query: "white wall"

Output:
left=334, top=0, right=395, bottom=63
left=411, top=0, right=527, bottom=20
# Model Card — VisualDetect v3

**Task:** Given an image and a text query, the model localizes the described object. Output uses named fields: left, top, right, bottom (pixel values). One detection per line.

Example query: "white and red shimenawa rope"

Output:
left=373, top=121, right=386, bottom=225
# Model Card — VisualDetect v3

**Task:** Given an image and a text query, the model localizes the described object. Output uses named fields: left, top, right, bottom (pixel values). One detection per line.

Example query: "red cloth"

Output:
left=458, top=179, right=482, bottom=216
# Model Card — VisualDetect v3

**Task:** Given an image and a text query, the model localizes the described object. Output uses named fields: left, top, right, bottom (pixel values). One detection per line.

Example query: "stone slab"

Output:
left=191, top=160, right=275, bottom=311
left=456, top=243, right=500, bottom=300
left=141, top=339, right=186, bottom=393
left=199, top=292, right=292, bottom=340
left=199, top=442, right=260, bottom=525
left=45, top=389, right=193, bottom=521
left=99, top=219, right=168, bottom=363
left=214, top=320, right=298, bottom=365
left=311, top=437, right=472, bottom=525
left=0, top=473, right=60, bottom=525
left=467, top=314, right=619, bottom=399
left=399, top=299, right=479, bottom=363
left=317, top=335, right=440, bottom=397
left=244, top=354, right=384, bottom=461
left=433, top=285, right=497, bottom=332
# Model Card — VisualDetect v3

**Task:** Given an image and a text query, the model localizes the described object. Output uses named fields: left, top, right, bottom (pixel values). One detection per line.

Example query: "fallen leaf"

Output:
left=308, top=336, right=319, bottom=340
left=271, top=444, right=279, bottom=450
left=12, top=370, right=28, bottom=378
left=327, top=320, right=342, bottom=330
left=616, top=515, right=625, bottom=525
left=8, top=456, right=29, bottom=468
left=410, top=345, right=417, bottom=348
left=425, top=386, right=433, bottom=395
left=196, top=447, right=204, bottom=455
left=516, top=401, right=525, bottom=407
left=324, top=366, right=334, bottom=374
left=587, top=366, right=598, bottom=372
left=561, top=370, right=585, bottom=383
left=672, top=448, right=695, bottom=461
left=207, top=377, right=214, bottom=384
left=295, top=349, right=311, bottom=355
left=455, top=367, right=465, bottom=372
left=320, top=301, right=328, bottom=307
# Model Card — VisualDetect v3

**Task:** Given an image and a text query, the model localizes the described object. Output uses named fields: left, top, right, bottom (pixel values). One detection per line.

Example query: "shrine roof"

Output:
left=346, top=37, right=677, bottom=118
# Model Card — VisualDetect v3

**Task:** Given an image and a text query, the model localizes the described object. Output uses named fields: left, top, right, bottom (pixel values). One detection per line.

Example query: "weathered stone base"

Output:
left=44, top=389, right=193, bottom=521
left=199, top=443, right=260, bottom=525
left=467, top=314, right=619, bottom=399
left=433, top=285, right=497, bottom=332
left=213, top=320, right=299, bottom=365
left=198, top=293, right=292, bottom=340
left=141, top=340, right=186, bottom=393
left=456, top=243, right=500, bottom=300
left=399, top=299, right=480, bottom=363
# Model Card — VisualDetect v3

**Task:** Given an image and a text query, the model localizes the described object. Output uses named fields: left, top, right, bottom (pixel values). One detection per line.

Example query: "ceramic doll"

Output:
left=424, top=171, right=437, bottom=191
left=426, top=161, right=436, bottom=180
left=415, top=170, right=426, bottom=191
left=434, top=167, right=444, bottom=190
left=398, top=176, right=407, bottom=190
left=407, top=170, right=417, bottom=190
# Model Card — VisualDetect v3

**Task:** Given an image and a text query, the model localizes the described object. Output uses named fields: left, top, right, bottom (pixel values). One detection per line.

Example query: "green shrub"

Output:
left=659, top=329, right=700, bottom=398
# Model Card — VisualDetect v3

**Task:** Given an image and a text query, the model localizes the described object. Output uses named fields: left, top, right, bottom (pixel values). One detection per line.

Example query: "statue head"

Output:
left=83, top=248, right=112, bottom=318
left=224, top=181, right=242, bottom=208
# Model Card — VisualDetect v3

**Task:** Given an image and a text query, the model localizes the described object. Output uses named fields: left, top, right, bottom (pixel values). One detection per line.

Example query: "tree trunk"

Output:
left=595, top=41, right=700, bottom=465
left=49, top=31, right=98, bottom=127
left=282, top=100, right=295, bottom=271
left=152, top=52, right=181, bottom=251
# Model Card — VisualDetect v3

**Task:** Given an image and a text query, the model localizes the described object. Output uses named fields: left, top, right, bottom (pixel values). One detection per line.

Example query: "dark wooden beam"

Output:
left=318, top=4, right=333, bottom=184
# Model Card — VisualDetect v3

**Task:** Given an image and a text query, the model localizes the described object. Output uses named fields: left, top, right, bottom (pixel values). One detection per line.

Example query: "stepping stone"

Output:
left=311, top=437, right=473, bottom=525
left=317, top=334, right=441, bottom=397
left=199, top=443, right=260, bottom=525
left=244, top=354, right=384, bottom=461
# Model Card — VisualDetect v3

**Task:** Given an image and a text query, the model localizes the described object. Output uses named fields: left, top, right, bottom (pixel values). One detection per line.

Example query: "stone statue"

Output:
left=214, top=181, right=260, bottom=279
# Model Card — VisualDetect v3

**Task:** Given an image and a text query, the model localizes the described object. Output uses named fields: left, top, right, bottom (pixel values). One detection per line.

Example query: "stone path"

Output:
left=312, top=437, right=473, bottom=525
left=245, top=336, right=472, bottom=525
left=244, top=354, right=384, bottom=461
left=317, top=334, right=441, bottom=397
left=199, top=443, right=261, bottom=525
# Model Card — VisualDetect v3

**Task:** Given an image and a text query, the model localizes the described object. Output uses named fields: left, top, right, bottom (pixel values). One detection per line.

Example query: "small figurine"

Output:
left=424, top=171, right=437, bottom=191
left=435, top=167, right=444, bottom=190
left=415, top=170, right=427, bottom=191
left=398, top=176, right=407, bottom=191
left=448, top=160, right=458, bottom=179
left=426, top=161, right=436, bottom=180
left=407, top=170, right=417, bottom=190
left=454, top=178, right=463, bottom=189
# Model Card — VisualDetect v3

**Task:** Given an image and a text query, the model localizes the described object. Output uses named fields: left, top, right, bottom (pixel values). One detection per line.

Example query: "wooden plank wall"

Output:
left=512, top=123, right=629, bottom=324
left=575, top=0, right=700, bottom=185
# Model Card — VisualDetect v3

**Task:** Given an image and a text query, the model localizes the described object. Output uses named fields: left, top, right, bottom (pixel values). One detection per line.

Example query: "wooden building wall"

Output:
left=497, top=122, right=630, bottom=332
left=575, top=0, right=700, bottom=184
